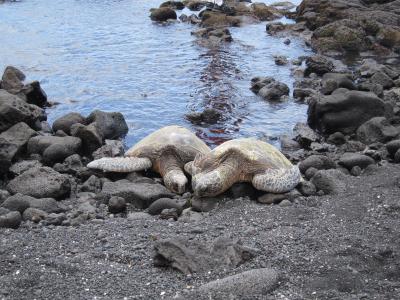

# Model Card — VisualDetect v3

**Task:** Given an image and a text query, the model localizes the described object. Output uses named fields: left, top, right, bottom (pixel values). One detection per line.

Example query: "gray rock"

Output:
left=92, top=139, right=124, bottom=160
left=42, top=143, right=79, bottom=165
left=86, top=110, right=128, bottom=140
left=274, top=55, right=288, bottom=66
left=299, top=155, right=336, bottom=174
left=305, top=55, right=334, bottom=77
left=279, top=199, right=292, bottom=206
left=159, top=208, right=179, bottom=220
left=153, top=235, right=256, bottom=274
left=108, top=196, right=126, bottom=213
left=351, top=166, right=362, bottom=176
left=70, top=123, right=103, bottom=154
left=386, top=139, right=400, bottom=157
left=147, top=198, right=187, bottom=215
left=311, top=169, right=346, bottom=195
left=127, top=212, right=152, bottom=220
left=77, top=202, right=97, bottom=215
left=370, top=71, right=394, bottom=89
left=309, top=90, right=386, bottom=134
left=1, top=193, right=32, bottom=213
left=339, top=153, right=375, bottom=170
left=7, top=167, right=71, bottom=199
left=0, top=122, right=37, bottom=174
left=258, top=81, right=290, bottom=101
left=327, top=132, right=346, bottom=145
left=30, top=197, right=63, bottom=213
left=280, top=136, right=302, bottom=152
left=341, top=140, right=366, bottom=153
left=0, top=90, right=44, bottom=132
left=0, top=207, right=10, bottom=216
left=1, top=66, right=25, bottom=91
left=304, top=167, right=318, bottom=180
left=0, top=211, right=22, bottom=229
left=27, top=135, right=81, bottom=156
left=229, top=182, right=258, bottom=199
left=321, top=73, right=355, bottom=95
left=394, top=149, right=400, bottom=163
left=191, top=197, right=218, bottom=212
left=297, top=181, right=317, bottom=196
left=22, top=207, right=47, bottom=222
left=44, top=213, right=67, bottom=226
left=98, top=180, right=174, bottom=209
left=53, top=154, right=84, bottom=175
left=52, top=112, right=86, bottom=135
left=197, top=268, right=279, bottom=297
left=80, top=175, right=102, bottom=193
left=0, top=190, right=10, bottom=205
left=356, top=117, right=399, bottom=145
left=293, top=123, right=319, bottom=148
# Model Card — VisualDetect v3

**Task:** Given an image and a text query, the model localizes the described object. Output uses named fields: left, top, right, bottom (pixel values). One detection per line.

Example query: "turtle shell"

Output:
left=211, top=138, right=293, bottom=170
left=126, top=125, right=210, bottom=161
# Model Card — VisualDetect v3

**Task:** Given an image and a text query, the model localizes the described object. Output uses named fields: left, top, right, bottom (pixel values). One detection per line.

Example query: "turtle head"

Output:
left=192, top=169, right=225, bottom=197
left=164, top=170, right=188, bottom=194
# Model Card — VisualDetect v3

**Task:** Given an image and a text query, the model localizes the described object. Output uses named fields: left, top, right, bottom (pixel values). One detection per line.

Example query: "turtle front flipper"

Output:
left=87, top=157, right=152, bottom=172
left=252, top=165, right=301, bottom=193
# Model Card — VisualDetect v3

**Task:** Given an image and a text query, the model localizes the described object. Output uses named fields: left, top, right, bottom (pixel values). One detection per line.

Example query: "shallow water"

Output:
left=0, top=0, right=311, bottom=147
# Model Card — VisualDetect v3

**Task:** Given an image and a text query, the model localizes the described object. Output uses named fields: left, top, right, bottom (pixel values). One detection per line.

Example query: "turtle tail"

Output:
left=252, top=165, right=301, bottom=193
left=87, top=157, right=152, bottom=173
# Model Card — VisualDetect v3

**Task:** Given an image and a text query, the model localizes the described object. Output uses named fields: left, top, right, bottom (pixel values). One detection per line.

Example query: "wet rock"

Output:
left=321, top=73, right=355, bottom=95
left=258, top=81, right=290, bottom=101
left=22, top=207, right=47, bottom=222
left=0, top=211, right=22, bottom=229
left=293, top=88, right=317, bottom=101
left=21, top=81, right=48, bottom=107
left=98, top=180, right=174, bottom=209
left=297, top=181, right=317, bottom=196
left=0, top=90, right=45, bottom=132
left=311, top=169, right=346, bottom=195
left=1, top=66, right=25, bottom=91
left=160, top=1, right=185, bottom=10
left=293, top=122, right=319, bottom=148
left=52, top=112, right=86, bottom=135
left=386, top=139, right=400, bottom=157
left=147, top=198, right=187, bottom=215
left=70, top=123, right=102, bottom=154
left=308, top=90, right=386, bottom=134
left=251, top=3, right=280, bottom=21
left=299, top=155, right=336, bottom=174
left=257, top=193, right=287, bottom=204
left=153, top=235, right=256, bottom=274
left=108, top=196, right=126, bottom=214
left=191, top=197, right=218, bottom=212
left=356, top=117, right=400, bottom=145
left=7, top=167, right=71, bottom=199
left=274, top=55, right=288, bottom=66
left=280, top=136, right=302, bottom=152
left=92, top=139, right=124, bottom=160
left=201, top=11, right=241, bottom=28
left=86, top=110, right=128, bottom=140
left=196, top=268, right=278, bottom=297
left=185, top=0, right=207, bottom=11
left=150, top=7, right=177, bottom=22
left=304, top=55, right=334, bottom=77
left=186, top=108, right=221, bottom=125
left=0, top=122, right=37, bottom=174
left=327, top=132, right=346, bottom=145
left=339, top=153, right=375, bottom=170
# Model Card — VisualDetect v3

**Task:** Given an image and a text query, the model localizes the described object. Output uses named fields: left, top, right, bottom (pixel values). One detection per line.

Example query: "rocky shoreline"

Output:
left=1, top=0, right=400, bottom=299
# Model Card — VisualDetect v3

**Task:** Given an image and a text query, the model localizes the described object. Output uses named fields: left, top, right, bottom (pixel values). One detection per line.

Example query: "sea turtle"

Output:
left=185, top=138, right=301, bottom=197
left=87, top=126, right=211, bottom=194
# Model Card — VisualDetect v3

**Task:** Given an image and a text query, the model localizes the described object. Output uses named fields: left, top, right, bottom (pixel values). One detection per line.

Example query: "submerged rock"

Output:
left=150, top=7, right=177, bottom=22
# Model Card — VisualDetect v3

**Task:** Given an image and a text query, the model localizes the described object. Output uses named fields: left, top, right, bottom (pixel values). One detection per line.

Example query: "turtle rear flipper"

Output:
left=252, top=166, right=301, bottom=193
left=87, top=157, right=152, bottom=173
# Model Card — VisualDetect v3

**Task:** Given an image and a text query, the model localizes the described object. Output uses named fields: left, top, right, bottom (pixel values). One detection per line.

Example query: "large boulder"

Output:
left=150, top=7, right=177, bottom=22
left=356, top=117, right=400, bottom=144
left=21, top=81, right=48, bottom=107
left=7, top=167, right=71, bottom=199
left=70, top=123, right=103, bottom=154
left=98, top=180, right=174, bottom=209
left=308, top=90, right=386, bottom=134
left=0, top=90, right=45, bottom=132
left=52, top=112, right=86, bottom=134
left=0, top=122, right=37, bottom=174
left=1, top=66, right=25, bottom=92
left=86, top=110, right=128, bottom=140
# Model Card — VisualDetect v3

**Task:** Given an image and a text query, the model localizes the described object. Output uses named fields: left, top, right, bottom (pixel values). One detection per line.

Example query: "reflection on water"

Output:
left=0, top=0, right=311, bottom=147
